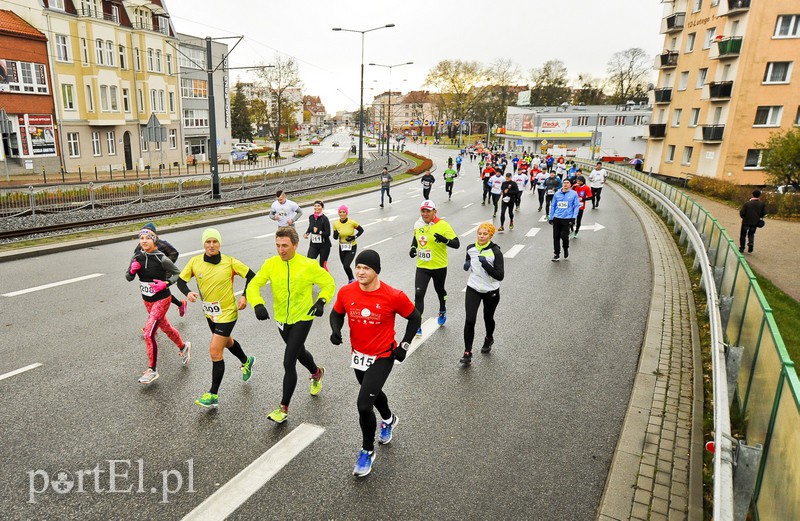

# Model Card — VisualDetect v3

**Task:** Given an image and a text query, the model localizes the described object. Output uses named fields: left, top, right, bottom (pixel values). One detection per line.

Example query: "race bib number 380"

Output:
left=417, top=249, right=432, bottom=261
left=350, top=349, right=376, bottom=371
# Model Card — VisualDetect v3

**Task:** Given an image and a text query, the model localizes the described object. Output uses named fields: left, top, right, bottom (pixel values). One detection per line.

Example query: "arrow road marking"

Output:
left=585, top=222, right=605, bottom=232
left=504, top=244, right=525, bottom=258
left=2, top=273, right=104, bottom=297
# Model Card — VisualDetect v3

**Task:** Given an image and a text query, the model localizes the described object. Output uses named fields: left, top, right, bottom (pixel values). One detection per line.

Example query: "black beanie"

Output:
left=355, top=249, right=381, bottom=274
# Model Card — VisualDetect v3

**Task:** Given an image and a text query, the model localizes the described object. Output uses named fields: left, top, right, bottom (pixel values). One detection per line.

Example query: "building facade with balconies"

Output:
left=645, top=0, right=800, bottom=185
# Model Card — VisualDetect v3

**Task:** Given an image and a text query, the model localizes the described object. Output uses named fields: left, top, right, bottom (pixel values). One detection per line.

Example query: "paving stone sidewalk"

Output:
left=597, top=186, right=704, bottom=521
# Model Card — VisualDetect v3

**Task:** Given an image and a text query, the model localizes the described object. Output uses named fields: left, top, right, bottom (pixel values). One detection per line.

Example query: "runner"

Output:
left=455, top=153, right=463, bottom=173
left=246, top=226, right=336, bottom=424
left=379, top=167, right=393, bottom=208
left=303, top=200, right=332, bottom=270
left=512, top=168, right=528, bottom=210
left=498, top=172, right=520, bottom=232
left=572, top=176, right=593, bottom=239
left=332, top=205, right=364, bottom=283
left=409, top=200, right=460, bottom=332
left=269, top=190, right=303, bottom=227
left=420, top=170, right=436, bottom=200
left=329, top=250, right=422, bottom=477
left=488, top=168, right=504, bottom=218
left=461, top=223, right=504, bottom=364
left=132, top=222, right=187, bottom=317
left=588, top=162, right=608, bottom=209
left=176, top=228, right=256, bottom=408
left=511, top=155, right=519, bottom=173
left=549, top=178, right=580, bottom=262
left=443, top=164, right=458, bottom=200
left=543, top=170, right=562, bottom=215
left=480, top=162, right=495, bottom=205
left=126, top=227, right=190, bottom=384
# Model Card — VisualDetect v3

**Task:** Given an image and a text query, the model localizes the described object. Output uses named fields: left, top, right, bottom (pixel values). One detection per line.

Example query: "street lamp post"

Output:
left=332, top=24, right=395, bottom=175
left=369, top=61, right=412, bottom=166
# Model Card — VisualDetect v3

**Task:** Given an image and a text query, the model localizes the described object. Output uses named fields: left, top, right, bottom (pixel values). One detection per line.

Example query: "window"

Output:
left=158, top=90, right=165, bottom=112
left=696, top=68, right=707, bottom=88
left=137, top=89, right=144, bottom=113
left=119, top=45, right=126, bottom=69
left=178, top=46, right=206, bottom=69
left=666, top=145, right=676, bottom=162
left=685, top=32, right=696, bottom=53
left=774, top=15, right=800, bottom=38
left=106, top=41, right=115, bottom=67
left=796, top=106, right=800, bottom=125
left=150, top=90, right=157, bottom=112
left=50, top=0, right=65, bottom=9
left=704, top=28, right=716, bottom=49
left=3, top=61, right=49, bottom=94
left=55, top=34, right=69, bottom=62
left=169, top=128, right=177, bottom=149
left=86, top=85, right=94, bottom=111
left=672, top=108, right=682, bottom=127
left=577, top=116, right=589, bottom=126
left=690, top=108, right=700, bottom=127
left=168, top=92, right=175, bottom=113
left=681, top=146, right=693, bottom=166
left=154, top=140, right=161, bottom=152
left=693, top=0, right=702, bottom=12
left=711, top=0, right=719, bottom=5
left=598, top=116, right=607, bottom=126
left=61, top=84, right=75, bottom=110
left=678, top=71, right=689, bottom=90
left=614, top=115, right=625, bottom=125
left=107, top=131, right=116, bottom=155
left=91, top=131, right=101, bottom=156
left=764, top=62, right=792, bottom=83
left=134, top=48, right=141, bottom=71
left=109, top=86, right=118, bottom=111
left=183, top=109, right=209, bottom=128
left=147, top=48, right=154, bottom=71
left=141, top=132, right=148, bottom=152
left=111, top=5, right=119, bottom=23
left=166, top=54, right=173, bottom=75
left=67, top=132, right=81, bottom=157
left=122, top=88, right=131, bottom=112
left=95, top=39, right=104, bottom=66
left=745, top=149, right=764, bottom=168
left=155, top=50, right=162, bottom=72
left=754, top=106, right=783, bottom=126
left=633, top=115, right=647, bottom=125
left=80, top=38, right=89, bottom=65
left=180, top=79, right=208, bottom=98
left=100, top=85, right=109, bottom=111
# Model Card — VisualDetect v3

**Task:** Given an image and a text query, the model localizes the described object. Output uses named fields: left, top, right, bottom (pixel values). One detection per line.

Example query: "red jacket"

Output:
left=573, top=184, right=593, bottom=211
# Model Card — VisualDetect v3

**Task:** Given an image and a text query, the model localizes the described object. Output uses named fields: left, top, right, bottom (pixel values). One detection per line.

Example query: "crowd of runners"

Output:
left=124, top=145, right=609, bottom=477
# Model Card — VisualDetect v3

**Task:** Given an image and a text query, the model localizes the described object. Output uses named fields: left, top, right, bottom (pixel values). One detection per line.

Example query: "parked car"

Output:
left=233, top=142, right=259, bottom=151
left=331, top=141, right=340, bottom=147
left=310, top=138, right=321, bottom=145
left=776, top=185, right=798, bottom=194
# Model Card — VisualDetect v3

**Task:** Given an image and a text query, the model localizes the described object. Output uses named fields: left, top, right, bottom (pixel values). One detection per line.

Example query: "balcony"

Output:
left=701, top=125, right=725, bottom=142
left=708, top=81, right=733, bottom=100
left=648, top=123, right=667, bottom=139
left=76, top=7, right=119, bottom=23
left=663, top=12, right=686, bottom=33
left=715, top=37, right=743, bottom=58
left=658, top=51, right=679, bottom=69
left=654, top=88, right=673, bottom=104
left=726, top=0, right=750, bottom=14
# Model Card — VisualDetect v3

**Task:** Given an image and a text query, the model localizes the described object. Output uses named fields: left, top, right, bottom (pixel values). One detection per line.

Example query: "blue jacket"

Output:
left=549, top=188, right=580, bottom=220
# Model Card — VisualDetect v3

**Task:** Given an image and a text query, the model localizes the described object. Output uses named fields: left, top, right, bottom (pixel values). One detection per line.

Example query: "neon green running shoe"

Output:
left=310, top=366, right=325, bottom=396
left=268, top=405, right=288, bottom=424
left=241, top=355, right=255, bottom=382
left=195, top=392, right=218, bottom=408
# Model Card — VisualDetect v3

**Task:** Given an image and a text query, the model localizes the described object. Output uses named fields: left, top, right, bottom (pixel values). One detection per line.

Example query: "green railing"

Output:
left=584, top=161, right=799, bottom=520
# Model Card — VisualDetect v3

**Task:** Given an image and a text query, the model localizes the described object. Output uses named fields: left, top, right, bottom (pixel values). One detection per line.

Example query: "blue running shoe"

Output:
left=377, top=415, right=398, bottom=445
left=437, top=310, right=447, bottom=326
left=416, top=327, right=422, bottom=337
left=353, top=449, right=375, bottom=477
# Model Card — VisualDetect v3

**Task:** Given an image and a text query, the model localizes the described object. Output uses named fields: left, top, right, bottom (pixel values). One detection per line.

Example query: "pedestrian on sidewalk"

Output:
left=739, top=189, right=766, bottom=254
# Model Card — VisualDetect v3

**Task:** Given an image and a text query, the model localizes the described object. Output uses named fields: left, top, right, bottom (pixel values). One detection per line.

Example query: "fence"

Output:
left=584, top=160, right=799, bottom=520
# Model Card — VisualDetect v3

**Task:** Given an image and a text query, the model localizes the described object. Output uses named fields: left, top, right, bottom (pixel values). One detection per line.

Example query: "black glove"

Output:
left=345, top=235, right=356, bottom=242
left=307, top=298, right=326, bottom=317
left=568, top=219, right=575, bottom=227
left=409, top=246, right=417, bottom=258
left=393, top=341, right=410, bottom=363
left=254, top=304, right=270, bottom=321
left=332, top=230, right=339, bottom=240
left=434, top=233, right=449, bottom=244
left=479, top=256, right=491, bottom=269
left=548, top=220, right=553, bottom=225
left=330, top=330, right=343, bottom=345
left=463, top=260, right=471, bottom=271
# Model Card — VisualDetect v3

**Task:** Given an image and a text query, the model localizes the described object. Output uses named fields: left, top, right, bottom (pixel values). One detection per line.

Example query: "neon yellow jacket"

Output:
left=246, top=253, right=336, bottom=324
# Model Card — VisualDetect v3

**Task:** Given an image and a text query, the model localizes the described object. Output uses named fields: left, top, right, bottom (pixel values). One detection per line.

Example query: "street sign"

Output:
left=145, top=114, right=166, bottom=142
left=541, top=139, right=548, bottom=146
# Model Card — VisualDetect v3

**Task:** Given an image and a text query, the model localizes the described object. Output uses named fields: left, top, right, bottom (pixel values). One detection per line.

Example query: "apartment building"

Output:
left=645, top=0, right=800, bottom=185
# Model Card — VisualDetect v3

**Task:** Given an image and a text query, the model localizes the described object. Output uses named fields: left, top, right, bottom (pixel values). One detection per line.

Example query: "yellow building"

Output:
left=645, top=0, right=800, bottom=185
left=11, top=0, right=183, bottom=174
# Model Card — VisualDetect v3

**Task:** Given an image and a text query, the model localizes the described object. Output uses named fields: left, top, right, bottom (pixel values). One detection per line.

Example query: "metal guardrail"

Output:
left=584, top=160, right=799, bottom=520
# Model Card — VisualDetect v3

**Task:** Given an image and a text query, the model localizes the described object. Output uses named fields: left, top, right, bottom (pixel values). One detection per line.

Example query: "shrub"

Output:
left=295, top=148, right=313, bottom=158
left=686, top=176, right=800, bottom=218
left=404, top=151, right=433, bottom=175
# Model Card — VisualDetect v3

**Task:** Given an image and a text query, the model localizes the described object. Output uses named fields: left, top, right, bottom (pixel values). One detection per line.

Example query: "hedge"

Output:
left=404, top=151, right=433, bottom=175
left=687, top=176, right=800, bottom=218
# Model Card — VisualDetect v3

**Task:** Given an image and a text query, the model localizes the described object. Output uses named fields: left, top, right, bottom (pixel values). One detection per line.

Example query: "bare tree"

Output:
left=528, top=60, right=571, bottom=106
left=574, top=73, right=607, bottom=105
left=256, top=55, right=302, bottom=156
left=425, top=59, right=488, bottom=123
left=471, top=59, right=523, bottom=139
left=606, top=48, right=651, bottom=104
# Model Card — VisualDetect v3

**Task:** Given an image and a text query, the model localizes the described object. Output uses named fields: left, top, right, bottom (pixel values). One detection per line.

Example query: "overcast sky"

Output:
left=168, top=0, right=666, bottom=114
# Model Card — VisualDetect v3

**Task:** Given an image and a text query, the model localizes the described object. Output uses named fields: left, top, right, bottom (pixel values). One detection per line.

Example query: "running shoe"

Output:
left=498, top=226, right=504, bottom=232
left=178, top=341, right=191, bottom=366
left=353, top=449, right=376, bottom=477
left=493, top=212, right=497, bottom=218
left=310, top=366, right=325, bottom=396
left=437, top=310, right=447, bottom=326
left=138, top=368, right=159, bottom=385
left=552, top=254, right=560, bottom=262
left=572, top=232, right=579, bottom=239
left=416, top=327, right=423, bottom=337
left=509, top=222, right=514, bottom=230
left=481, top=337, right=494, bottom=354
left=268, top=405, right=288, bottom=424
left=377, top=414, right=398, bottom=445
left=195, top=392, right=218, bottom=408
left=460, top=351, right=473, bottom=364
left=564, top=248, right=570, bottom=260
left=242, top=355, right=255, bottom=381
left=178, top=300, right=188, bottom=317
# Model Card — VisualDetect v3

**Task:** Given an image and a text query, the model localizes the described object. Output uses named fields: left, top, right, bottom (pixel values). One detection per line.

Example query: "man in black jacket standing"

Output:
left=739, top=190, right=766, bottom=254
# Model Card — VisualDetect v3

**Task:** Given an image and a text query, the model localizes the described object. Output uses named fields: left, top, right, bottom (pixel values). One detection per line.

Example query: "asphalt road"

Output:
left=0, top=144, right=652, bottom=520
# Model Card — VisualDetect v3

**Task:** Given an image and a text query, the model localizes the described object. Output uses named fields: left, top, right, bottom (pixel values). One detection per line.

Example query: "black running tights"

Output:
left=355, top=357, right=394, bottom=451
left=277, top=320, right=317, bottom=407
left=463, top=286, right=500, bottom=353
left=414, top=267, right=447, bottom=316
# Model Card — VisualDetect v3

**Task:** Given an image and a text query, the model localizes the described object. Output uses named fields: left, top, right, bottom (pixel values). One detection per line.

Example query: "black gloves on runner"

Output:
left=409, top=246, right=417, bottom=258
left=254, top=304, right=270, bottom=321
left=330, top=330, right=343, bottom=345
left=479, top=256, right=491, bottom=270
left=548, top=219, right=553, bottom=225
left=463, top=260, right=471, bottom=271
left=393, top=341, right=410, bottom=363
left=332, top=230, right=339, bottom=240
left=434, top=233, right=448, bottom=244
left=308, top=298, right=326, bottom=317
left=345, top=235, right=356, bottom=242
left=568, top=219, right=576, bottom=226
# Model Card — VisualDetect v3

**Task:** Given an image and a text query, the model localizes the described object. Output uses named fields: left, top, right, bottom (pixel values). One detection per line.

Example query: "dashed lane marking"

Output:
left=2, top=273, right=104, bottom=297
left=180, top=423, right=325, bottom=521
left=526, top=228, right=541, bottom=237
left=402, top=316, right=441, bottom=359
left=179, top=249, right=205, bottom=258
left=356, top=207, right=376, bottom=214
left=504, top=244, right=525, bottom=258
left=0, top=363, right=42, bottom=382
left=462, top=203, right=474, bottom=209
left=253, top=232, right=275, bottom=239
left=363, top=237, right=392, bottom=249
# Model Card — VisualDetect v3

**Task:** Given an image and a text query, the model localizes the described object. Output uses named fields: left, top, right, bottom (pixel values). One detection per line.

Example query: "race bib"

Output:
left=350, top=349, right=376, bottom=372
left=417, top=249, right=432, bottom=261
left=423, top=181, right=431, bottom=188
left=502, top=196, right=511, bottom=203
left=310, top=234, right=322, bottom=244
left=139, top=282, right=155, bottom=297
left=202, top=300, right=222, bottom=321
left=547, top=189, right=555, bottom=195
left=340, top=242, right=352, bottom=251
left=557, top=201, right=568, bottom=209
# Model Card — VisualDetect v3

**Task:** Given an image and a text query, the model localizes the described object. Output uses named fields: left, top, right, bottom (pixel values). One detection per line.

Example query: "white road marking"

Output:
left=504, top=244, right=525, bottom=258
left=2, top=273, right=104, bottom=297
left=0, top=363, right=42, bottom=381
left=253, top=232, right=275, bottom=239
left=179, top=249, right=205, bottom=258
left=584, top=222, right=606, bottom=232
left=462, top=203, right=474, bottom=209
left=357, top=207, right=376, bottom=214
left=525, top=228, right=541, bottom=237
left=363, top=237, right=392, bottom=249
left=539, top=215, right=549, bottom=223
left=181, top=423, right=325, bottom=521
left=403, top=316, right=441, bottom=359
left=389, top=199, right=403, bottom=204
left=461, top=286, right=467, bottom=293
left=460, top=222, right=486, bottom=237
left=361, top=216, right=399, bottom=228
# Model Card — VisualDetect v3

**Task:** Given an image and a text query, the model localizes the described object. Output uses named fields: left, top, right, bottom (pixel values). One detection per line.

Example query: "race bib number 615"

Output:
left=350, top=350, right=376, bottom=371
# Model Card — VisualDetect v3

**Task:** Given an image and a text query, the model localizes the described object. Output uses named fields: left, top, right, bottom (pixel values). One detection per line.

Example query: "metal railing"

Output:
left=582, top=160, right=799, bottom=520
